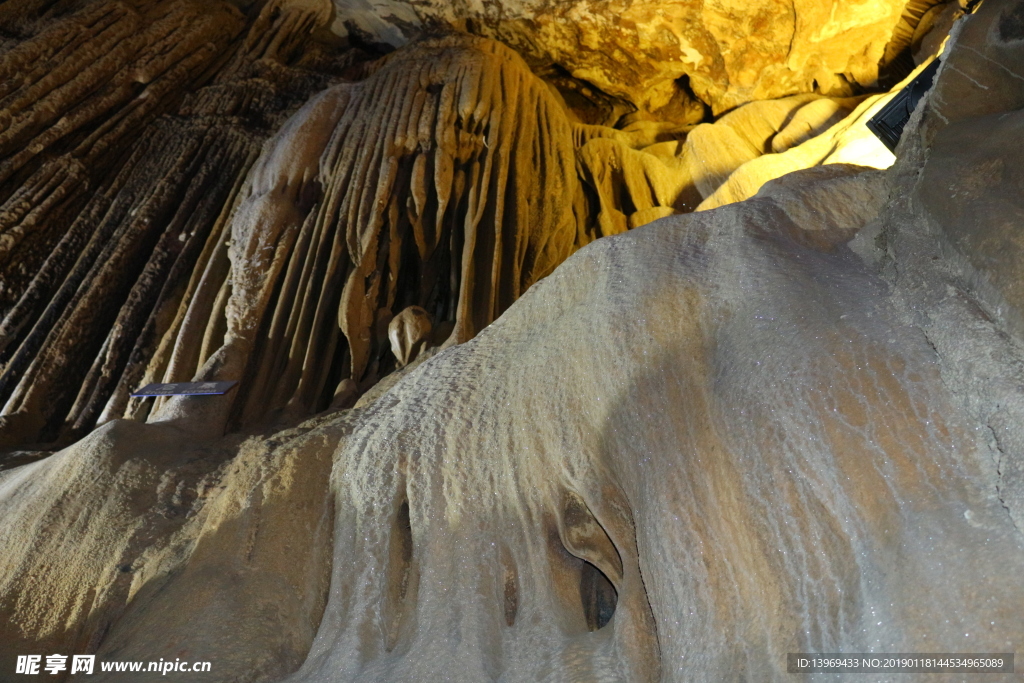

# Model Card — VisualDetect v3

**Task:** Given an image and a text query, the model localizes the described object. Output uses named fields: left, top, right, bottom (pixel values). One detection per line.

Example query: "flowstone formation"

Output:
left=2, top=0, right=1024, bottom=681
left=0, top=0, right=928, bottom=446
left=0, top=0, right=362, bottom=446
left=137, top=34, right=587, bottom=435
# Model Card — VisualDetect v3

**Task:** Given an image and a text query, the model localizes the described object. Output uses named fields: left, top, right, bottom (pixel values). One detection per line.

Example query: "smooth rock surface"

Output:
left=3, top=157, right=1023, bottom=681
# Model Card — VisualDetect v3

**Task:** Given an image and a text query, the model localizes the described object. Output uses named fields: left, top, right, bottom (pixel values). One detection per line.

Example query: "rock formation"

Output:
left=151, top=35, right=586, bottom=435
left=2, top=0, right=1024, bottom=681
left=0, top=0, right=915, bottom=445
left=0, top=0, right=366, bottom=445
left=331, top=0, right=965, bottom=116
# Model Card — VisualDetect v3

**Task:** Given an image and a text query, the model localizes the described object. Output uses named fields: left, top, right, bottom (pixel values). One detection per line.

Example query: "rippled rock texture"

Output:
left=2, top=0, right=1024, bottom=681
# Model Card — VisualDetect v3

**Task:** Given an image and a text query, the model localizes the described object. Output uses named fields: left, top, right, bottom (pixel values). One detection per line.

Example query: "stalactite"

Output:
left=0, top=1, right=246, bottom=187
left=0, top=0, right=246, bottom=317
left=0, top=0, right=360, bottom=446
left=150, top=34, right=585, bottom=433
left=0, top=0, right=964, bottom=449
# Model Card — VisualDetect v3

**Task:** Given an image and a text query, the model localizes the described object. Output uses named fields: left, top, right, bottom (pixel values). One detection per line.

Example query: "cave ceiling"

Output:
left=329, top=0, right=947, bottom=116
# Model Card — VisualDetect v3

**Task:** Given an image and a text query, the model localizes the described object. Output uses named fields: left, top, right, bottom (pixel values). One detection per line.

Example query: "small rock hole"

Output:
left=579, top=560, right=617, bottom=631
left=503, top=563, right=518, bottom=627
left=384, top=499, right=415, bottom=651
left=391, top=500, right=413, bottom=598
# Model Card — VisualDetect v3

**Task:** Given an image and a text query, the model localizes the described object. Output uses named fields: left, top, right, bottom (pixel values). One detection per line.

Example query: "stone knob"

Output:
left=388, top=306, right=433, bottom=368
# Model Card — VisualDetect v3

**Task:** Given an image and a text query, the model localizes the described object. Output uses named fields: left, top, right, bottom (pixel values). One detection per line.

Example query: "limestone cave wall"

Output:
left=1, top=0, right=1023, bottom=682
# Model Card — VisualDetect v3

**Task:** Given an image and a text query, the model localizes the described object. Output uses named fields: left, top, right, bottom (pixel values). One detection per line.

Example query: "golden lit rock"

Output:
left=331, top=0, right=918, bottom=115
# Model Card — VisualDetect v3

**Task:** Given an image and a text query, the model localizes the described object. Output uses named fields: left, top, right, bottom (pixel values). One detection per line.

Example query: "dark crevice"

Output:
left=674, top=74, right=712, bottom=124
left=998, top=2, right=1024, bottom=42
left=580, top=560, right=617, bottom=631
left=987, top=422, right=1022, bottom=533
left=501, top=545, right=519, bottom=627
left=535, top=62, right=636, bottom=127
left=384, top=497, right=416, bottom=652
left=557, top=489, right=624, bottom=632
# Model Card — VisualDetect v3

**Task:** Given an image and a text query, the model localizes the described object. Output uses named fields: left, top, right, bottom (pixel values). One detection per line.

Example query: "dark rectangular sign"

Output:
left=130, top=381, right=237, bottom=397
left=866, top=58, right=941, bottom=154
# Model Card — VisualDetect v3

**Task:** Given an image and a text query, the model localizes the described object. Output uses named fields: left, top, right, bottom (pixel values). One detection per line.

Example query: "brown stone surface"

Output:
left=914, top=0, right=1024, bottom=333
